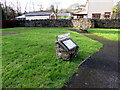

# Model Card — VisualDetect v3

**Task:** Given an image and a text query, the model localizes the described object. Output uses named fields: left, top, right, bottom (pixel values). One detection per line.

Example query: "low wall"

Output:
left=18, top=19, right=92, bottom=29
left=0, top=20, right=19, bottom=28
left=1, top=19, right=120, bottom=29
left=18, top=19, right=73, bottom=27
left=92, top=19, right=120, bottom=28
left=18, top=19, right=119, bottom=29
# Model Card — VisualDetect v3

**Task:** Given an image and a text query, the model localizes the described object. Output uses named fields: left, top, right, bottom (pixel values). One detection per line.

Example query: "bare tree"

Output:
left=24, top=2, right=28, bottom=13
left=32, top=2, right=35, bottom=11
left=1, top=0, right=20, bottom=20
left=0, top=2, right=3, bottom=20
left=48, top=1, right=60, bottom=19
left=16, top=0, right=21, bottom=14
left=38, top=4, right=43, bottom=11
left=28, top=0, right=32, bottom=12
left=4, top=0, right=8, bottom=19
left=49, top=1, right=60, bottom=13
left=13, top=0, right=21, bottom=17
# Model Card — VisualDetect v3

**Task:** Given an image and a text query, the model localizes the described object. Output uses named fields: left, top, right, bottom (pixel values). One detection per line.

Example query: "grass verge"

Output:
left=88, top=28, right=119, bottom=41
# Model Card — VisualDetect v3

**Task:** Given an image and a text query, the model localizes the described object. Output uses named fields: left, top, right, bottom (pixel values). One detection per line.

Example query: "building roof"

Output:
left=73, top=10, right=87, bottom=15
left=25, top=11, right=53, bottom=16
left=16, top=15, right=26, bottom=19
left=57, top=12, right=71, bottom=16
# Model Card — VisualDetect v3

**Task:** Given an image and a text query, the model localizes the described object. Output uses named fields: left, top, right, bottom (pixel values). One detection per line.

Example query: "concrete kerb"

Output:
left=78, top=55, right=91, bottom=68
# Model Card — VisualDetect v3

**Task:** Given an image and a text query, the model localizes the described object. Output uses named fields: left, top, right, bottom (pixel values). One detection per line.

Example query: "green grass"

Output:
left=88, top=28, right=119, bottom=41
left=2, top=27, right=103, bottom=88
left=0, top=27, right=30, bottom=33
left=0, top=33, right=1, bottom=90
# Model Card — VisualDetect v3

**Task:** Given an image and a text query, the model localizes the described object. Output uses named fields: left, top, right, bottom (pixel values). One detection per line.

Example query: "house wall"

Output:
left=26, top=16, right=50, bottom=20
left=87, top=0, right=113, bottom=19
left=92, top=19, right=120, bottom=28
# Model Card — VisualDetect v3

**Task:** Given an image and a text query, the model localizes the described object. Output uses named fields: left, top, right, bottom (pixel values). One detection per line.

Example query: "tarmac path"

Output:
left=62, top=29, right=119, bottom=88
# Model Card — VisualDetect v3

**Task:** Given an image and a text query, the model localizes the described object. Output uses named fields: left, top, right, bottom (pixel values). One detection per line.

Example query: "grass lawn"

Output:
left=88, top=28, right=119, bottom=41
left=2, top=27, right=102, bottom=88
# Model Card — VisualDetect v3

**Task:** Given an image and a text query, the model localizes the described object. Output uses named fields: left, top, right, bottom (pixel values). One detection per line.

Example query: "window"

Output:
left=77, top=15, right=83, bottom=18
left=92, top=13, right=101, bottom=19
left=104, top=12, right=111, bottom=19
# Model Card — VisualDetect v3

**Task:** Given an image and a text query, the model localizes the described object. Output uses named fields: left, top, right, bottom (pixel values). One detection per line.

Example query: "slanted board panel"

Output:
left=57, top=33, right=70, bottom=41
left=61, top=39, right=78, bottom=50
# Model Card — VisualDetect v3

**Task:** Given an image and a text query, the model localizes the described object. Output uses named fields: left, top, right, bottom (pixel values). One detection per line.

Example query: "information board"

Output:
left=61, top=39, right=78, bottom=50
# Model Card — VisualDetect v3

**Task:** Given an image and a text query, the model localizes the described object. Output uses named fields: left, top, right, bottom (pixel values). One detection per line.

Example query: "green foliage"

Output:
left=49, top=5, right=58, bottom=14
left=2, top=27, right=102, bottom=88
left=88, top=28, right=119, bottom=41
left=0, top=2, right=22, bottom=20
left=113, top=1, right=120, bottom=13
left=113, top=6, right=119, bottom=13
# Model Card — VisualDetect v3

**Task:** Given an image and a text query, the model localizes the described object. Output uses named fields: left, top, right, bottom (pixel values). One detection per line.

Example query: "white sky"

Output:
left=1, top=0, right=120, bottom=12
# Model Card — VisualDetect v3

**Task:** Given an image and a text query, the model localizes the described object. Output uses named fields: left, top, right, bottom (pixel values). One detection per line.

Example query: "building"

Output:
left=16, top=11, right=56, bottom=20
left=73, top=0, right=113, bottom=19
left=72, top=10, right=87, bottom=19
left=57, top=12, right=72, bottom=19
left=15, top=15, right=26, bottom=20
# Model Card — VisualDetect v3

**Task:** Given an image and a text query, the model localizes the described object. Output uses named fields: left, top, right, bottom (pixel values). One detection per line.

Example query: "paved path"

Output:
left=62, top=30, right=119, bottom=88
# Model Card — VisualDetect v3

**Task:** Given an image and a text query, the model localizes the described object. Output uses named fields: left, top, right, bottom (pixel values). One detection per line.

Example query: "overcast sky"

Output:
left=1, top=0, right=119, bottom=12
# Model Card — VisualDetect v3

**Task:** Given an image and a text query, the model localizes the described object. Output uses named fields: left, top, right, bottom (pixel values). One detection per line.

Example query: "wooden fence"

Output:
left=0, top=20, right=19, bottom=28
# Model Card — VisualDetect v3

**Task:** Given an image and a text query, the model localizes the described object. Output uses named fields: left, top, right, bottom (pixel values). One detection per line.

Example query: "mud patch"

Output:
left=1, top=31, right=22, bottom=36
left=1, top=28, right=32, bottom=36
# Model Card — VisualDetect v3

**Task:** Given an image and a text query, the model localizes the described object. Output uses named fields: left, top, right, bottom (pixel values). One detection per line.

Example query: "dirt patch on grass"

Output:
left=1, top=28, right=32, bottom=36
left=1, top=31, right=22, bottom=36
